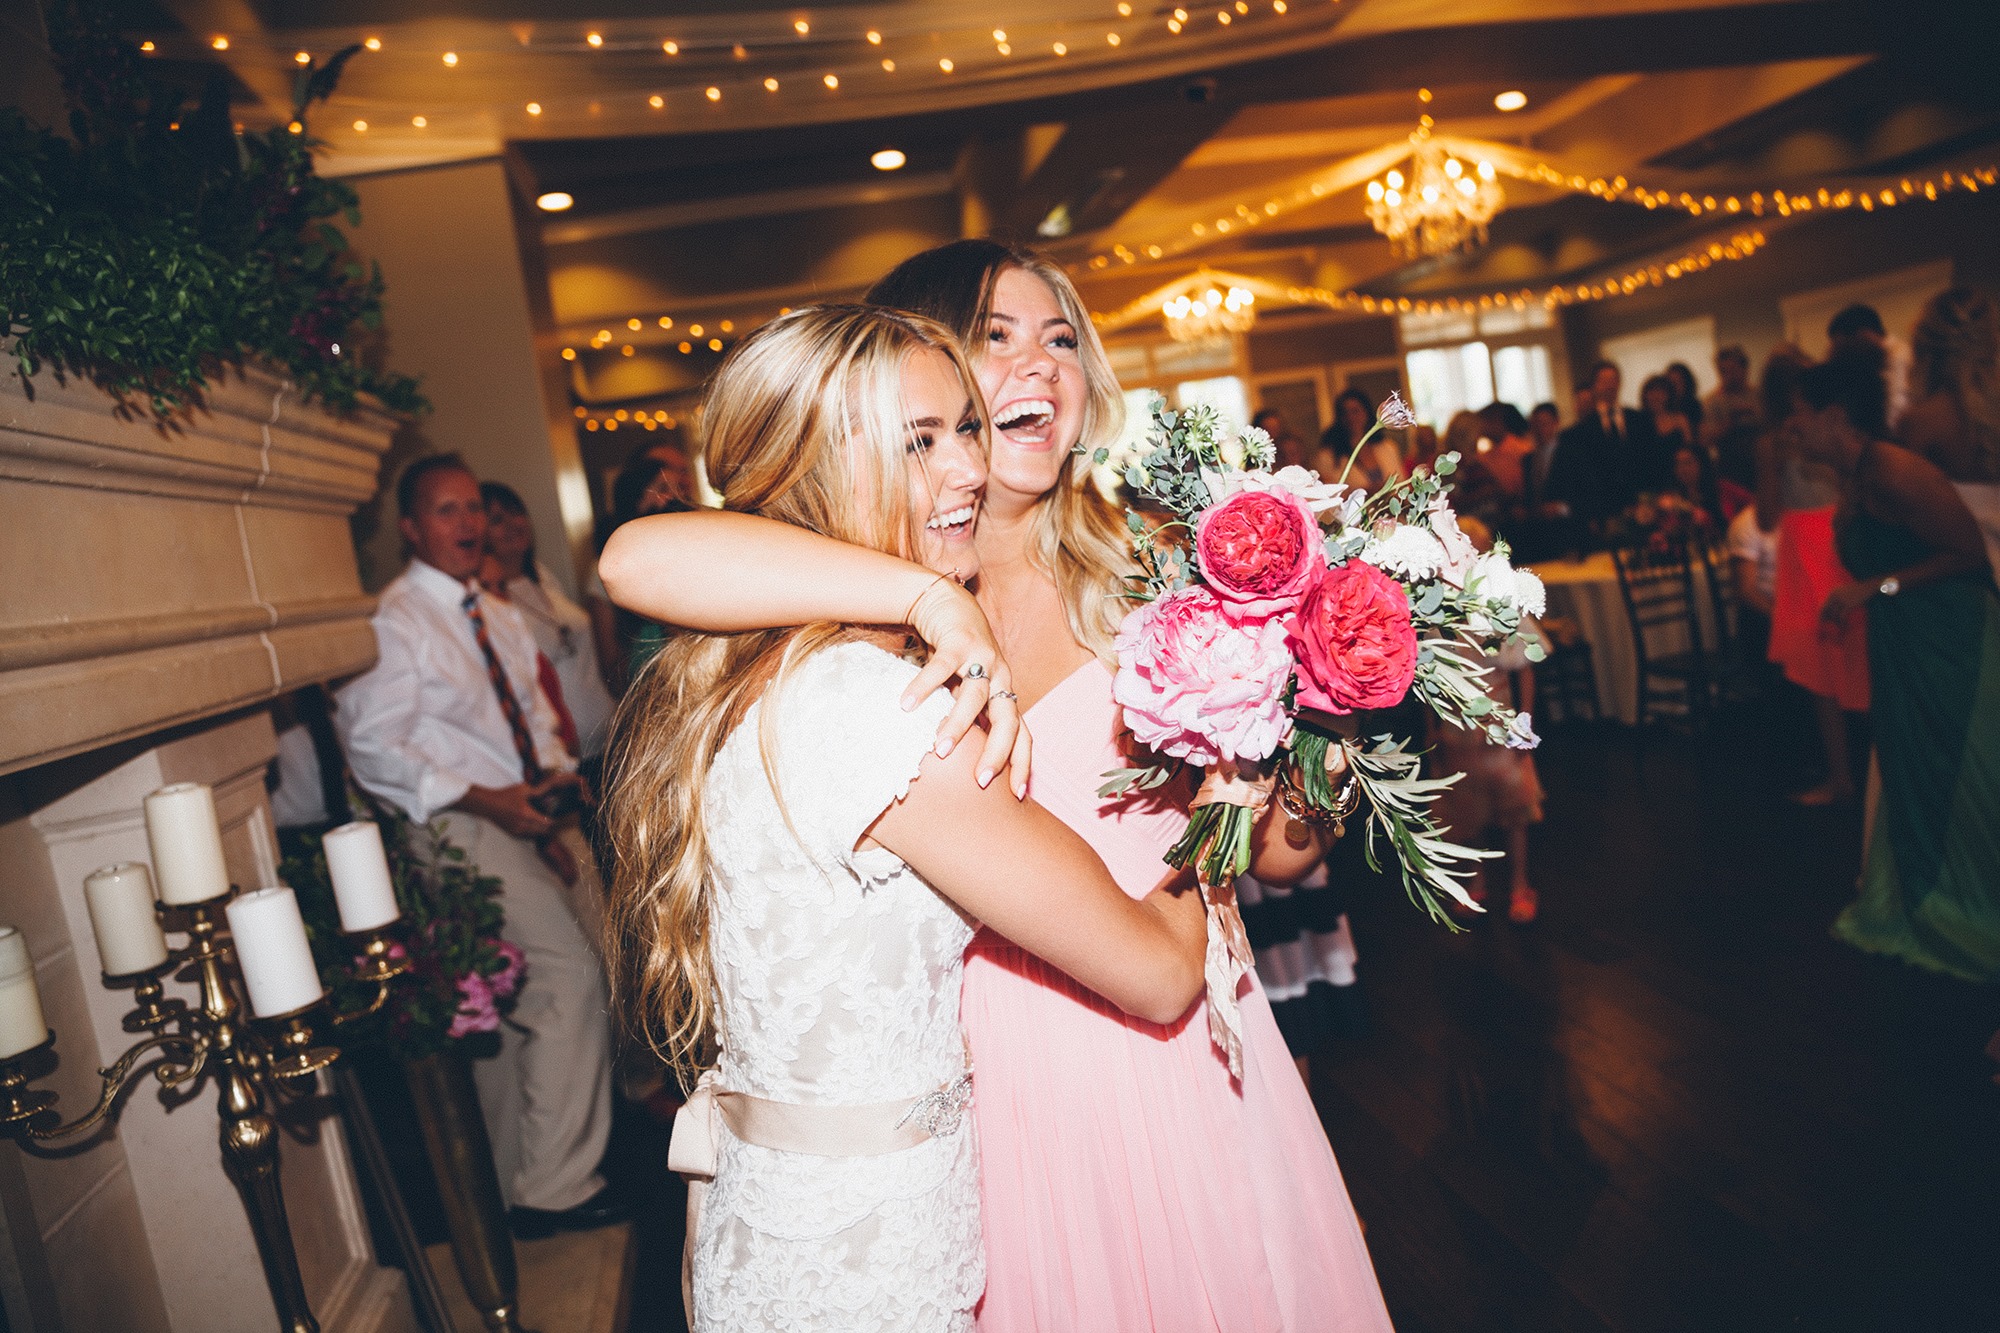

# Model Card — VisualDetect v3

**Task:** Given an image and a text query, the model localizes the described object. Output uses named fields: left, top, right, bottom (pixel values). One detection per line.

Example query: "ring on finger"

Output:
left=992, top=689, right=1019, bottom=702
left=963, top=662, right=989, bottom=680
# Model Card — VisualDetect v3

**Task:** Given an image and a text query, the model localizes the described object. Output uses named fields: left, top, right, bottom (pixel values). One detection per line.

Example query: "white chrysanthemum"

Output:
left=1359, top=522, right=1446, bottom=581
left=1468, top=551, right=1547, bottom=618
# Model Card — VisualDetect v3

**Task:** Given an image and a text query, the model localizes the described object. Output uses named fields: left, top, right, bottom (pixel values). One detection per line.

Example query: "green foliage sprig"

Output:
left=0, top=1, right=424, bottom=417
left=283, top=805, right=518, bottom=1059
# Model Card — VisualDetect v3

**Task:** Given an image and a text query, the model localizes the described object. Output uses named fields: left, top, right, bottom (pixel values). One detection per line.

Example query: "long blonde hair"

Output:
left=867, top=240, right=1133, bottom=657
left=1912, top=285, right=2000, bottom=474
left=600, top=305, right=985, bottom=1081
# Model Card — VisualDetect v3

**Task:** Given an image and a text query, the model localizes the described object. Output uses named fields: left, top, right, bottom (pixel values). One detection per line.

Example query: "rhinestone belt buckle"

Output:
left=895, top=1070, right=973, bottom=1139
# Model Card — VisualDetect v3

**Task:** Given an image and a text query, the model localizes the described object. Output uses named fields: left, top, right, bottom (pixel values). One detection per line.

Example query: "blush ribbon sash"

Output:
left=1189, top=764, right=1276, bottom=1082
left=667, top=1064, right=974, bottom=1319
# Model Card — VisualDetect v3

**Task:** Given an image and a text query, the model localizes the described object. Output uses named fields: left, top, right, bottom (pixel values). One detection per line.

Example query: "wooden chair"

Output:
left=1695, top=539, right=1764, bottom=705
left=1611, top=537, right=1710, bottom=728
left=1531, top=616, right=1600, bottom=724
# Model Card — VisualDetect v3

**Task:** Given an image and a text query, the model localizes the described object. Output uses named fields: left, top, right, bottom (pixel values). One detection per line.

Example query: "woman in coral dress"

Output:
left=604, top=241, right=1393, bottom=1331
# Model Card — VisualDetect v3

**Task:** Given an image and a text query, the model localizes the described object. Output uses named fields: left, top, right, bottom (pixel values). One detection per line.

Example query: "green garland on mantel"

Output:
left=0, top=2, right=426, bottom=418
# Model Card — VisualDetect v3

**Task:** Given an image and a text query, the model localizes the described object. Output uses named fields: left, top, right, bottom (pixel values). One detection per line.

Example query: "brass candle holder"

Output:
left=0, top=892, right=410, bottom=1333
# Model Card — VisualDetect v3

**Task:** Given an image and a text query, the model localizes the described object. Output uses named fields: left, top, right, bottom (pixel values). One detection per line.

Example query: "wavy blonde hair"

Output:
left=868, top=240, right=1132, bottom=657
left=1912, top=285, right=2000, bottom=474
left=600, top=305, right=986, bottom=1081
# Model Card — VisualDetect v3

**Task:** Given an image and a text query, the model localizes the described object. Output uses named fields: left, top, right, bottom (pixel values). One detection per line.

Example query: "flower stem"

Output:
left=1335, top=421, right=1384, bottom=489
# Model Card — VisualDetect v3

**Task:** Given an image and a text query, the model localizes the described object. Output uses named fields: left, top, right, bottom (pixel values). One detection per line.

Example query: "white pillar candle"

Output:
left=144, top=782, right=232, bottom=905
left=84, top=863, right=170, bottom=976
left=224, top=889, right=324, bottom=1018
left=0, top=926, right=49, bottom=1059
left=321, top=822, right=400, bottom=932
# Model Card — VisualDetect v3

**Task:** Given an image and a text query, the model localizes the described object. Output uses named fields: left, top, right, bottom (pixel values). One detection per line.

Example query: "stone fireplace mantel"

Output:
left=0, top=363, right=394, bottom=775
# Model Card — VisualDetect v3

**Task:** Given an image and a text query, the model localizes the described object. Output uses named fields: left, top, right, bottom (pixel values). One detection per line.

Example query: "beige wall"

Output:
left=344, top=159, right=592, bottom=597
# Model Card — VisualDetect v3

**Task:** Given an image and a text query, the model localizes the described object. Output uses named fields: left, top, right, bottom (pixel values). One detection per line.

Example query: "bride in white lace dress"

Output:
left=600, top=306, right=1207, bottom=1333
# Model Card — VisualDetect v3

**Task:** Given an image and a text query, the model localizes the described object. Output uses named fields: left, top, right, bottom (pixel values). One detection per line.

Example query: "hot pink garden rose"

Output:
left=1288, top=560, right=1419, bottom=714
left=1113, top=585, right=1295, bottom=766
left=1194, top=487, right=1325, bottom=620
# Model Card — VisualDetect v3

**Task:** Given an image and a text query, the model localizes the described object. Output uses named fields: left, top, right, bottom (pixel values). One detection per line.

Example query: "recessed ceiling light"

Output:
left=794, top=19, right=810, bottom=35
left=536, top=192, right=574, bottom=212
left=442, top=52, right=458, bottom=67
left=411, top=115, right=427, bottom=128
left=663, top=40, right=679, bottom=55
left=705, top=85, right=721, bottom=101
left=823, top=73, right=839, bottom=89
left=1494, top=89, right=1527, bottom=112
left=586, top=32, right=603, bottom=47
left=871, top=148, right=907, bottom=171
left=352, top=120, right=367, bottom=132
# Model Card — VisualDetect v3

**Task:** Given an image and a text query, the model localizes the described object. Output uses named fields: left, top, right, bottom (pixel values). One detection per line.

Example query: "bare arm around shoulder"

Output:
left=600, top=509, right=1030, bottom=791
left=869, top=735, right=1207, bottom=1026
left=1874, top=444, right=1989, bottom=581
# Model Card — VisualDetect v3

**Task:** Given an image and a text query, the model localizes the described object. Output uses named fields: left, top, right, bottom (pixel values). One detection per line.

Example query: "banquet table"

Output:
left=1530, top=550, right=1723, bottom=726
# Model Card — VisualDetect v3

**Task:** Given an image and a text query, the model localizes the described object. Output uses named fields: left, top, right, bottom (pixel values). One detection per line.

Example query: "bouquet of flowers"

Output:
left=284, top=803, right=525, bottom=1055
left=1095, top=394, right=1546, bottom=1069
left=1613, top=491, right=1717, bottom=557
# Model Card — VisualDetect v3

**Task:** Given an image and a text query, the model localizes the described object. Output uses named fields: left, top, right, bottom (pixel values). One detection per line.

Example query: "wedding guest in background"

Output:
left=1254, top=406, right=1312, bottom=472
left=336, top=454, right=621, bottom=1239
left=1726, top=498, right=1780, bottom=667
left=1665, top=360, right=1705, bottom=440
left=476, top=548, right=582, bottom=764
left=1407, top=421, right=1442, bottom=474
left=1801, top=347, right=2000, bottom=983
left=1551, top=360, right=1640, bottom=528
left=1667, top=442, right=1721, bottom=521
left=1901, top=286, right=2000, bottom=583
left=1757, top=346, right=1870, bottom=806
left=483, top=482, right=619, bottom=772
left=1703, top=344, right=1762, bottom=454
left=1477, top=401, right=1537, bottom=504
left=1322, top=386, right=1404, bottom=489
left=1828, top=303, right=1911, bottom=428
left=1434, top=517, right=1548, bottom=924
left=1633, top=373, right=1695, bottom=491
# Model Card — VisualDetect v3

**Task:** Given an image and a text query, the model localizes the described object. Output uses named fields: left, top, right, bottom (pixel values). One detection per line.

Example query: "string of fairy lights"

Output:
left=1086, top=153, right=2000, bottom=272
left=573, top=405, right=682, bottom=433
left=138, top=2, right=1338, bottom=140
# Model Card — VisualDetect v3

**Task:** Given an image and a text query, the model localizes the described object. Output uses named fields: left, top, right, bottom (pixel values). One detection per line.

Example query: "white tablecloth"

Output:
left=1531, top=551, right=1720, bottom=726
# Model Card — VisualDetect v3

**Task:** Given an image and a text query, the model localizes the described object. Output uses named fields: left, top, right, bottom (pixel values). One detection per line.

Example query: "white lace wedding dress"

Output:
left=691, top=640, right=983, bottom=1332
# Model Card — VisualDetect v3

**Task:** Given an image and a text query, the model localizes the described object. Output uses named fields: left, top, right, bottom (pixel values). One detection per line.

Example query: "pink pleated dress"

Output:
left=962, top=662, right=1394, bottom=1333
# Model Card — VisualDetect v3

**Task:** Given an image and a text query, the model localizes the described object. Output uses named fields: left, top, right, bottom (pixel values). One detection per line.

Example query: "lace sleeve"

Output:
left=769, top=641, right=953, bottom=872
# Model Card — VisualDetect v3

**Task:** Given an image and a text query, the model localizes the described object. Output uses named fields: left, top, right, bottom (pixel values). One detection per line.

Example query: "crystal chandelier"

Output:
left=1365, top=120, right=1504, bottom=260
left=1163, top=281, right=1256, bottom=343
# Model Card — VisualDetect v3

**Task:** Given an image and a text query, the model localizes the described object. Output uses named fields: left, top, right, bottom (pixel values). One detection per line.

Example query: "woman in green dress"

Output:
left=1800, top=347, right=2000, bottom=983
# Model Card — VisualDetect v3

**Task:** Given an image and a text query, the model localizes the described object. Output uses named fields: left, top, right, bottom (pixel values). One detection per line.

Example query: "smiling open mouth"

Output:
left=992, top=398, right=1055, bottom=441
left=926, top=504, right=976, bottom=538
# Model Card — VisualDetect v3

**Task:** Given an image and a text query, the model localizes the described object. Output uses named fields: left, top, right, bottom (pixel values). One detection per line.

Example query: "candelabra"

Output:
left=0, top=893, right=409, bottom=1333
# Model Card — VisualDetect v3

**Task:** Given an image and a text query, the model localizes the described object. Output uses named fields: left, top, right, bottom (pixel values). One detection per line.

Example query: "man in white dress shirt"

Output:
left=335, top=454, right=621, bottom=1237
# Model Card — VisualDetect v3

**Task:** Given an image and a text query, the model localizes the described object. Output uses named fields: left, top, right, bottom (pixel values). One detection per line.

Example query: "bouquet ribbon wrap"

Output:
left=1189, top=765, right=1275, bottom=1080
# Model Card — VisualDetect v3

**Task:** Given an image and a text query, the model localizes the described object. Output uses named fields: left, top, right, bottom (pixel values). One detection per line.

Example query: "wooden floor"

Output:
left=617, top=706, right=2000, bottom=1332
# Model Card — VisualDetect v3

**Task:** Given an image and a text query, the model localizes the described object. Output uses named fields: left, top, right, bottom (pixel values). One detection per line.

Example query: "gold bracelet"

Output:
left=902, top=570, right=954, bottom=627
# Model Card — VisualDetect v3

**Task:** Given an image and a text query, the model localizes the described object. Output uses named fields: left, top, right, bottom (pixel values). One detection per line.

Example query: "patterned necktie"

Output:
left=462, top=590, right=544, bottom=783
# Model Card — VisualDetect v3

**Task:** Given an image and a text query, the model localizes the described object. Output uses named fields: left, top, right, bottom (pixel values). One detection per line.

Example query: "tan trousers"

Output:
left=435, top=812, right=613, bottom=1212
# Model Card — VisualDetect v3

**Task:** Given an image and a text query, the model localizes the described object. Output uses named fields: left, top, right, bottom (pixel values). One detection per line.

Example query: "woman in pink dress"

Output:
left=603, top=240, right=1393, bottom=1332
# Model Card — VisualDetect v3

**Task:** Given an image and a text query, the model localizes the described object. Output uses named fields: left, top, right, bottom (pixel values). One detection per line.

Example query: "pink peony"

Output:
left=447, top=972, right=500, bottom=1039
left=1113, top=585, right=1296, bottom=766
left=487, top=939, right=526, bottom=1000
left=1194, top=487, right=1326, bottom=620
left=1289, top=561, right=1420, bottom=714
